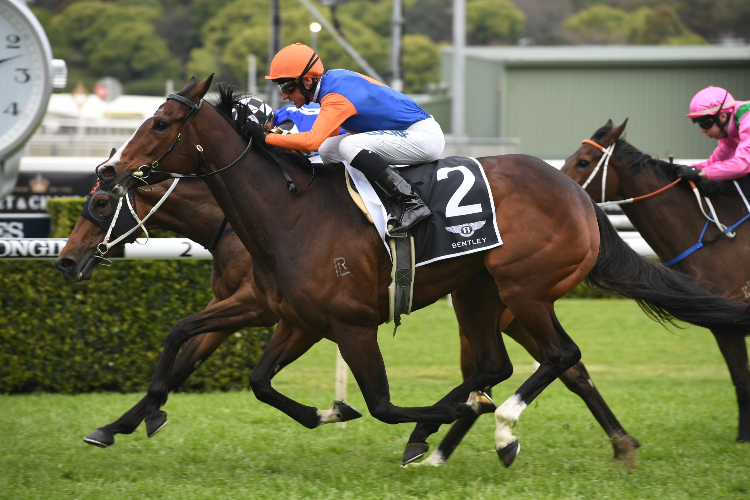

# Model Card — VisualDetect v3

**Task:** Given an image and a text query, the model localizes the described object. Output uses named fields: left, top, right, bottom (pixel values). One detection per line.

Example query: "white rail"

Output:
left=0, top=229, right=656, bottom=260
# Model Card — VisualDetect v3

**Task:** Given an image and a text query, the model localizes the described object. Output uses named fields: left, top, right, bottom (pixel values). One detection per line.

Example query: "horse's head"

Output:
left=561, top=119, right=628, bottom=202
left=96, top=76, right=214, bottom=196
left=54, top=181, right=147, bottom=282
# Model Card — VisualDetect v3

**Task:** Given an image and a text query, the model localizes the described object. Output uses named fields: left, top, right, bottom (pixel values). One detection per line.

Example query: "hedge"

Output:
left=0, top=198, right=272, bottom=394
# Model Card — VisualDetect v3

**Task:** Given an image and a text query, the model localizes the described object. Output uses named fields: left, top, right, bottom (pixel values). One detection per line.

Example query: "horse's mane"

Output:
left=182, top=81, right=319, bottom=173
left=591, top=122, right=734, bottom=198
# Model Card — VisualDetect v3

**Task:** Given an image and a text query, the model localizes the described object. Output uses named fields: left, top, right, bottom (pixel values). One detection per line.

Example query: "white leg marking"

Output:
left=494, top=394, right=527, bottom=450
left=316, top=403, right=343, bottom=425
left=404, top=449, right=446, bottom=468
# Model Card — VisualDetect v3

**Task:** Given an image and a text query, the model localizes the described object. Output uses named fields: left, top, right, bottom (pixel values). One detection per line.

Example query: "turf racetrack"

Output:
left=2, top=299, right=749, bottom=499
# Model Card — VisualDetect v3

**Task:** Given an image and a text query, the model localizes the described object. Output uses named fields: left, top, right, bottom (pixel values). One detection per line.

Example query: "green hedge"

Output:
left=0, top=198, right=271, bottom=394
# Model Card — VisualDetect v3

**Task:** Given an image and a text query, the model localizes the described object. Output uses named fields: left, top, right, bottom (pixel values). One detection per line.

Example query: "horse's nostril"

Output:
left=55, top=258, right=75, bottom=270
left=97, top=165, right=116, bottom=180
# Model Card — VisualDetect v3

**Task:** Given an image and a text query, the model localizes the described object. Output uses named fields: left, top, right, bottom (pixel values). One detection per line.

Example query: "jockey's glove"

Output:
left=241, top=120, right=268, bottom=146
left=675, top=164, right=702, bottom=181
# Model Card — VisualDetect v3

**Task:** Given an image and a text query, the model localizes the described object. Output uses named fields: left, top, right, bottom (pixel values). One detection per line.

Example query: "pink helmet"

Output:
left=686, top=86, right=735, bottom=118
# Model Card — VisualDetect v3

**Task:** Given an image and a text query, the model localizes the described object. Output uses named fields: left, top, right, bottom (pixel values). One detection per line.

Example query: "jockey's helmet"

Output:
left=265, top=43, right=324, bottom=81
left=686, top=86, right=735, bottom=119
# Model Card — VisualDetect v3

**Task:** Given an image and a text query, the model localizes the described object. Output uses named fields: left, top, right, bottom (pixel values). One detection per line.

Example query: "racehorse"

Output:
left=94, top=77, right=750, bottom=467
left=561, top=119, right=750, bottom=443
left=56, top=175, right=639, bottom=462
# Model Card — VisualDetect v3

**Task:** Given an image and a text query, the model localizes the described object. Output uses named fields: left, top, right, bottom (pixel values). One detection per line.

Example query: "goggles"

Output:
left=276, top=79, right=298, bottom=94
left=692, top=115, right=717, bottom=130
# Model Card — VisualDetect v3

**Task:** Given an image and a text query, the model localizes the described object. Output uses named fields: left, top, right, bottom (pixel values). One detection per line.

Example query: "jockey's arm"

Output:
left=266, top=94, right=356, bottom=152
left=695, top=114, right=750, bottom=180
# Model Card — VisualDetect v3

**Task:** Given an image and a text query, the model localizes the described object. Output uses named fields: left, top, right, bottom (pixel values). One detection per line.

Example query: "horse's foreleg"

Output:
left=248, top=320, right=336, bottom=429
left=84, top=330, right=231, bottom=447
left=143, top=295, right=258, bottom=438
left=712, top=331, right=750, bottom=442
left=403, top=275, right=511, bottom=466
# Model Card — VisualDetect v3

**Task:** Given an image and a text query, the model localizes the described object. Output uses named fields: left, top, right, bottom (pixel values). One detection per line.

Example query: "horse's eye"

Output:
left=576, top=159, right=590, bottom=169
left=153, top=120, right=169, bottom=131
left=95, top=199, right=108, bottom=209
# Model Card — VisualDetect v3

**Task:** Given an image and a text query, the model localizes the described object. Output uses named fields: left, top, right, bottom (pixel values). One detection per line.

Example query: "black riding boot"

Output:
left=350, top=149, right=431, bottom=235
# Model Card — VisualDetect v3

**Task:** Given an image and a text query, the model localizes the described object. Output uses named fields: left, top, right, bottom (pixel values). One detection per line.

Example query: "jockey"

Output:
left=677, top=86, right=750, bottom=181
left=244, top=43, right=444, bottom=235
left=269, top=102, right=346, bottom=164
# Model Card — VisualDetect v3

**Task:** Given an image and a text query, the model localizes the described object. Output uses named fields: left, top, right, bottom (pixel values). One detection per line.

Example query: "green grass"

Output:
left=2, top=299, right=749, bottom=499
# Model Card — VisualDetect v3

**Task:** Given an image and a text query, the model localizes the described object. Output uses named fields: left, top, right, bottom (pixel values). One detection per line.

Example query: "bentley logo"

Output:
left=445, top=221, right=486, bottom=238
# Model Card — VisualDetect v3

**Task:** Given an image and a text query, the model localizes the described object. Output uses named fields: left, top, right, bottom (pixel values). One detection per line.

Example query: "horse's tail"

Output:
left=586, top=201, right=750, bottom=336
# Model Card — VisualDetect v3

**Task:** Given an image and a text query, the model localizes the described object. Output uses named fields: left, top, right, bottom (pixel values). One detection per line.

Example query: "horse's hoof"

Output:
left=83, top=429, right=114, bottom=448
left=612, top=434, right=640, bottom=459
left=332, top=400, right=362, bottom=422
left=145, top=411, right=168, bottom=438
left=496, top=439, right=520, bottom=468
left=737, top=437, right=750, bottom=443
left=401, top=443, right=429, bottom=466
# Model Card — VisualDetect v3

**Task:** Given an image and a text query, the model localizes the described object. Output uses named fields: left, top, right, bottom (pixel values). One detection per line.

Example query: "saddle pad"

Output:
left=346, top=156, right=502, bottom=266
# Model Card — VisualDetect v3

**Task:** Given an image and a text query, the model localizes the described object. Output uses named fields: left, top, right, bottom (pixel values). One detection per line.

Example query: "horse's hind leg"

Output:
left=501, top=320, right=639, bottom=460
left=84, top=330, right=231, bottom=447
left=402, top=271, right=512, bottom=465
left=425, top=321, right=638, bottom=465
left=712, top=331, right=750, bottom=442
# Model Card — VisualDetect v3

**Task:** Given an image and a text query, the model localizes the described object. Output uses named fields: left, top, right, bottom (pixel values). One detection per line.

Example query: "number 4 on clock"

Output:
left=4, top=103, right=18, bottom=115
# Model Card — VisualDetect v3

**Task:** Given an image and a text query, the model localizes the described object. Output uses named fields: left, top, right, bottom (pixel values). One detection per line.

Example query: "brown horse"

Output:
left=561, top=119, right=750, bottom=443
left=95, top=77, right=750, bottom=467
left=56, top=175, right=639, bottom=462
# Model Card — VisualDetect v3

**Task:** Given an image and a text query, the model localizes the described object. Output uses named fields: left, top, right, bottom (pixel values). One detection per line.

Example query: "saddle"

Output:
left=344, top=156, right=503, bottom=329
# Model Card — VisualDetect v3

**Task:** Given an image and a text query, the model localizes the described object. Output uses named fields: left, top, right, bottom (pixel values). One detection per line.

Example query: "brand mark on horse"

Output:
left=334, top=257, right=351, bottom=277
left=445, top=220, right=486, bottom=238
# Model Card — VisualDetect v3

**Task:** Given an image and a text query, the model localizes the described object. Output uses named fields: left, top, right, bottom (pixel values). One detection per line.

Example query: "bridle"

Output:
left=579, top=139, right=681, bottom=207
left=93, top=179, right=182, bottom=266
left=105, top=92, right=312, bottom=196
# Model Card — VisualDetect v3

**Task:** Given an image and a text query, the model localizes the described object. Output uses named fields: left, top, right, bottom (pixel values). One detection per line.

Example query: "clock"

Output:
left=0, top=0, right=66, bottom=198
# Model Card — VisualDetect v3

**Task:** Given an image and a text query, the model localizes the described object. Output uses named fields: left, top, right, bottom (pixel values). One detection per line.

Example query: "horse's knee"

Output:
left=249, top=371, right=272, bottom=403
left=164, top=319, right=191, bottom=347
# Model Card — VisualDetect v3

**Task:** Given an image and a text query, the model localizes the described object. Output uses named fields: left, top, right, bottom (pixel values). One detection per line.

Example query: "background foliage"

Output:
left=0, top=198, right=272, bottom=394
left=28, top=0, right=747, bottom=97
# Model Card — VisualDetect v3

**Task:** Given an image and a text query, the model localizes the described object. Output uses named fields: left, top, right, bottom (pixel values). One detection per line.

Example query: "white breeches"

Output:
left=319, top=117, right=445, bottom=166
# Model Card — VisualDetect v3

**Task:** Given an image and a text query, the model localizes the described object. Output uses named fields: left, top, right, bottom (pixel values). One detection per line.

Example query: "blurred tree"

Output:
left=563, top=4, right=630, bottom=43
left=467, top=0, right=525, bottom=44
left=404, top=0, right=452, bottom=43
left=626, top=5, right=706, bottom=44
left=401, top=33, right=439, bottom=93
left=565, top=3, right=706, bottom=44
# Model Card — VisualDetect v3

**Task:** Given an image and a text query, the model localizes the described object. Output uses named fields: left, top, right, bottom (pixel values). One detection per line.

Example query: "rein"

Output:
left=124, top=93, right=313, bottom=197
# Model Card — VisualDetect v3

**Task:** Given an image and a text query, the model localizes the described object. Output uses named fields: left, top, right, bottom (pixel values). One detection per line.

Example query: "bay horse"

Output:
left=56, top=174, right=639, bottom=461
left=95, top=77, right=750, bottom=467
left=561, top=119, right=750, bottom=443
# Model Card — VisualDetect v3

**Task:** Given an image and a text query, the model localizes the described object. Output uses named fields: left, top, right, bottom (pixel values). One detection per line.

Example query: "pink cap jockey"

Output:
left=688, top=86, right=750, bottom=181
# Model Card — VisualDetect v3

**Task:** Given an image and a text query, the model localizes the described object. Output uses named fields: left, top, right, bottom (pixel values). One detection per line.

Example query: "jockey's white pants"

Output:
left=319, top=117, right=445, bottom=166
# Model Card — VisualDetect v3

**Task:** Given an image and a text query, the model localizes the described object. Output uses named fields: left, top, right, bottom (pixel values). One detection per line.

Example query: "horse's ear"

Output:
left=180, top=77, right=197, bottom=92
left=191, top=74, right=214, bottom=102
left=606, top=119, right=613, bottom=127
left=600, top=118, right=628, bottom=146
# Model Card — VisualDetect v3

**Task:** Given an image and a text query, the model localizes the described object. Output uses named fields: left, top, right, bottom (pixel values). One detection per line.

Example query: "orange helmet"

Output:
left=265, top=43, right=324, bottom=80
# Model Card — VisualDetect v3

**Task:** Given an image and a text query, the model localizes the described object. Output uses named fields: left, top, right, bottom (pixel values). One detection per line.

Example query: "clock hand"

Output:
left=0, top=55, right=22, bottom=65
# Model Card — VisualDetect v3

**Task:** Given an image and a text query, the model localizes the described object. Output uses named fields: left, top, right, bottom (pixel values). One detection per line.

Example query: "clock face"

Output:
left=0, top=0, right=51, bottom=159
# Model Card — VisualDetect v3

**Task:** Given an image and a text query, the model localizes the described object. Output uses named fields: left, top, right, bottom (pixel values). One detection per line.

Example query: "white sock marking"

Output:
left=494, top=393, right=527, bottom=449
